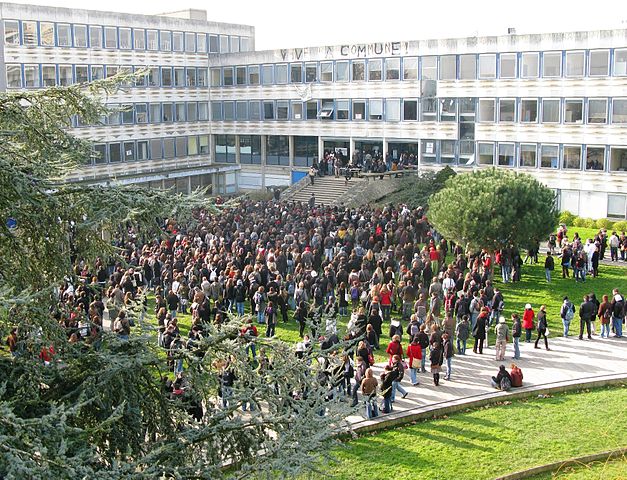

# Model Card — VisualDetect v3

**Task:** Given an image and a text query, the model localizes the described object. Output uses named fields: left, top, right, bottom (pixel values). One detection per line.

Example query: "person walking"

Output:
left=522, top=303, right=535, bottom=342
left=429, top=341, right=443, bottom=386
left=544, top=251, right=555, bottom=283
left=417, top=324, right=430, bottom=373
left=560, top=296, right=575, bottom=337
left=406, top=336, right=422, bottom=386
left=308, top=165, right=316, bottom=185
left=442, top=333, right=454, bottom=381
left=511, top=313, right=522, bottom=360
left=391, top=354, right=408, bottom=402
left=472, top=308, right=488, bottom=354
left=385, top=334, right=403, bottom=366
left=380, top=365, right=397, bottom=413
left=597, top=294, right=612, bottom=339
left=455, top=314, right=470, bottom=355
left=360, top=368, right=379, bottom=419
left=534, top=305, right=550, bottom=350
left=494, top=316, right=510, bottom=361
left=578, top=294, right=595, bottom=340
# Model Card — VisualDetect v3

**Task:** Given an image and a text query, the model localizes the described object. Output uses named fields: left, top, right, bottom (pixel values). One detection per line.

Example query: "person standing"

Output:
left=442, top=333, right=454, bottom=381
left=417, top=324, right=430, bottom=373
left=494, top=316, right=510, bottom=361
left=597, top=294, right=612, bottom=338
left=472, top=308, right=488, bottom=354
left=578, top=294, right=595, bottom=340
left=360, top=368, right=379, bottom=419
left=429, top=341, right=443, bottom=386
left=534, top=305, right=550, bottom=350
left=511, top=313, right=522, bottom=360
left=380, top=365, right=397, bottom=413
left=308, top=193, right=316, bottom=209
left=544, top=252, right=555, bottom=283
left=610, top=289, right=624, bottom=338
left=406, top=337, right=422, bottom=386
left=560, top=296, right=575, bottom=337
left=522, top=304, right=535, bottom=342
left=455, top=314, right=470, bottom=355
left=308, top=165, right=316, bottom=185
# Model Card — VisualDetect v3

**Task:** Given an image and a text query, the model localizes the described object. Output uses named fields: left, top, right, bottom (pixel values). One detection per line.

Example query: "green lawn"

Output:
left=529, top=456, right=627, bottom=479
left=330, top=386, right=627, bottom=480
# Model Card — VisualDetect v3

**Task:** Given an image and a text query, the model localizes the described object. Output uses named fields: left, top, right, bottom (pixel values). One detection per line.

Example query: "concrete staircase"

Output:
left=284, top=175, right=365, bottom=206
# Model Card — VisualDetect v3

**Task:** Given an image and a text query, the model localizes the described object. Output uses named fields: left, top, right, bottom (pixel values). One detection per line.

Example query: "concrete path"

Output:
left=347, top=335, right=627, bottom=429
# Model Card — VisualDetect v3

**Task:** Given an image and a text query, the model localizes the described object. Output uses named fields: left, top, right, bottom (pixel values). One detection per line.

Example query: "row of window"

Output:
left=3, top=19, right=251, bottom=53
left=5, top=63, right=209, bottom=88
left=77, top=101, right=210, bottom=127
left=214, top=135, right=319, bottom=166
left=91, top=135, right=210, bottom=164
left=209, top=97, right=627, bottom=124
left=210, top=49, right=627, bottom=87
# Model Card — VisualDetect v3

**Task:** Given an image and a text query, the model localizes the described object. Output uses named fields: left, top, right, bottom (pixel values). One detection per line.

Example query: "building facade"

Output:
left=2, top=3, right=627, bottom=218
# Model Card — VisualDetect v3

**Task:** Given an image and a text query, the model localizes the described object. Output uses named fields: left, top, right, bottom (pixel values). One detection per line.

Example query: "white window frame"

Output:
left=588, top=50, right=609, bottom=77
left=520, top=98, right=538, bottom=123
left=478, top=54, right=496, bottom=79
left=565, top=51, right=585, bottom=77
left=521, top=52, right=539, bottom=78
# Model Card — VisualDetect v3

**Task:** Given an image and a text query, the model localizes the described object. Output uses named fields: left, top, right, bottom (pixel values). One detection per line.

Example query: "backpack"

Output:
left=500, top=376, right=512, bottom=391
left=564, top=302, right=575, bottom=321
left=351, top=286, right=359, bottom=300
left=510, top=368, right=523, bottom=387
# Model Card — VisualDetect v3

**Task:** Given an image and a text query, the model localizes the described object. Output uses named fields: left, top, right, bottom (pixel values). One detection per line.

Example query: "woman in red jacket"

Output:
left=522, top=303, right=535, bottom=342
left=406, top=337, right=422, bottom=385
left=379, top=284, right=393, bottom=323
left=386, top=334, right=403, bottom=366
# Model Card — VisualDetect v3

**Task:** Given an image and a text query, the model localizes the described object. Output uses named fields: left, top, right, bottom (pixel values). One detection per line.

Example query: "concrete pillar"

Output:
left=382, top=137, right=388, bottom=162
left=318, top=136, right=324, bottom=161
left=260, top=135, right=267, bottom=189
left=289, top=135, right=295, bottom=167
left=209, top=134, right=216, bottom=164
left=349, top=137, right=355, bottom=162
left=235, top=135, right=241, bottom=164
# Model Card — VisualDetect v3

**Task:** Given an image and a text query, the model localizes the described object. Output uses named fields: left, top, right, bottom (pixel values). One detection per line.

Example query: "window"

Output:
left=263, top=101, right=275, bottom=120
left=236, top=101, right=248, bottom=120
left=305, top=63, right=317, bottom=82
left=352, top=60, right=365, bottom=81
left=352, top=100, right=366, bottom=120
left=93, top=144, right=107, bottom=164
left=40, top=22, right=54, bottom=46
left=58, top=65, right=72, bottom=86
left=240, top=37, right=250, bottom=52
left=587, top=99, right=607, bottom=124
left=186, top=68, right=198, bottom=87
left=172, top=32, right=183, bottom=52
left=337, top=100, right=349, bottom=120
left=540, top=145, right=559, bottom=168
left=160, top=31, right=172, bottom=51
left=147, top=67, right=159, bottom=87
left=613, top=49, right=627, bottom=76
left=196, top=33, right=207, bottom=53
left=564, top=99, right=583, bottom=123
left=542, top=99, right=560, bottom=123
left=174, top=68, right=185, bottom=87
left=235, top=66, right=246, bottom=85
left=91, top=65, right=104, bottom=81
left=57, top=24, right=71, bottom=46
left=439, top=55, right=456, bottom=80
left=150, top=139, right=162, bottom=159
left=198, top=102, right=209, bottom=121
left=248, top=65, right=259, bottom=85
left=104, top=27, right=117, bottom=48
left=521, top=52, right=539, bottom=78
left=421, top=98, right=437, bottom=121
left=499, top=99, right=516, bottom=122
left=589, top=50, right=609, bottom=76
left=109, top=143, right=121, bottom=163
left=262, top=65, right=273, bottom=85
left=385, top=58, right=400, bottom=80
left=240, top=135, right=262, bottom=164
left=610, top=147, right=627, bottom=172
left=369, top=99, right=383, bottom=120
left=211, top=101, right=222, bottom=121
left=41, top=65, right=56, bottom=86
left=275, top=64, right=288, bottom=84
left=137, top=140, right=149, bottom=160
left=520, top=144, right=537, bottom=167
left=161, top=67, right=172, bottom=87
left=175, top=137, right=187, bottom=158
left=520, top=99, right=538, bottom=122
left=386, top=99, right=401, bottom=121
left=23, top=65, right=40, bottom=88
left=150, top=104, right=161, bottom=123
left=459, top=55, right=476, bottom=79
left=291, top=101, right=303, bottom=120
left=187, top=102, right=197, bottom=121
left=543, top=52, right=561, bottom=77
left=118, top=28, right=131, bottom=49
left=421, top=56, right=437, bottom=80
left=75, top=66, right=88, bottom=84
left=290, top=63, right=303, bottom=83
left=367, top=59, right=382, bottom=81
left=478, top=142, right=495, bottom=165
left=209, top=35, right=219, bottom=53
left=277, top=100, right=289, bottom=120
left=306, top=100, right=317, bottom=120
left=105, top=65, right=118, bottom=79
left=229, top=36, right=239, bottom=53
left=318, top=100, right=334, bottom=119
left=162, top=103, right=174, bottom=122
left=563, top=145, right=582, bottom=169
left=249, top=101, right=261, bottom=120
left=499, top=53, right=517, bottom=78
left=123, top=141, right=136, bottom=161
left=146, top=30, right=158, bottom=50
left=586, top=146, right=605, bottom=171
left=294, top=136, right=318, bottom=167
left=266, top=135, right=289, bottom=166
left=71, top=25, right=87, bottom=47
left=197, top=68, right=208, bottom=87
left=336, top=61, right=349, bottom=82
left=199, top=135, right=209, bottom=155
left=565, top=51, right=585, bottom=77
left=422, top=140, right=437, bottom=164
left=403, top=57, right=418, bottom=80
left=136, top=103, right=148, bottom=123
left=608, top=194, right=627, bottom=218
left=498, top=143, right=515, bottom=166
left=163, top=138, right=175, bottom=159
left=210, top=68, right=221, bottom=87
left=4, top=20, right=19, bottom=45
left=612, top=99, right=627, bottom=123
left=441, top=140, right=456, bottom=164
left=320, top=62, right=333, bottom=82
left=22, top=21, right=37, bottom=45
left=403, top=100, right=418, bottom=121
left=440, top=98, right=457, bottom=121
left=459, top=98, right=475, bottom=119
left=134, top=28, right=145, bottom=50
left=223, top=67, right=234, bottom=86
left=479, top=54, right=496, bottom=79
left=187, top=136, right=198, bottom=156
left=478, top=99, right=495, bottom=122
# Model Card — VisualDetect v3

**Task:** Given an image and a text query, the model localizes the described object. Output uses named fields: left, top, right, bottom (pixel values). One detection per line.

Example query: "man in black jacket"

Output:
left=579, top=294, right=595, bottom=340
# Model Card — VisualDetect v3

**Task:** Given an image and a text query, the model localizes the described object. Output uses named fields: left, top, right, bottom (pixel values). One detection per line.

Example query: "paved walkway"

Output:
left=347, top=335, right=627, bottom=429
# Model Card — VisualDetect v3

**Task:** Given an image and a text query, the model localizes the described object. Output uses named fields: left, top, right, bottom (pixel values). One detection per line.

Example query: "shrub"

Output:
left=612, top=220, right=627, bottom=232
left=559, top=211, right=576, bottom=225
left=583, top=218, right=597, bottom=228
left=596, top=218, right=614, bottom=230
left=573, top=217, right=587, bottom=227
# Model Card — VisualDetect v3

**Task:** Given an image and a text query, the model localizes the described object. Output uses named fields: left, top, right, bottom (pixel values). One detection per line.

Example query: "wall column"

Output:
left=260, top=135, right=267, bottom=189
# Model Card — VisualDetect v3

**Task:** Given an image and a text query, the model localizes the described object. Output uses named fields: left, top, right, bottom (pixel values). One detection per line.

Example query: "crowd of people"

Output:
left=10, top=199, right=626, bottom=420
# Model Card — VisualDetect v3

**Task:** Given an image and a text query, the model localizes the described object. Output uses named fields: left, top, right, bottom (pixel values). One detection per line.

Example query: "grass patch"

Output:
left=529, top=455, right=627, bottom=479
left=331, top=386, right=627, bottom=480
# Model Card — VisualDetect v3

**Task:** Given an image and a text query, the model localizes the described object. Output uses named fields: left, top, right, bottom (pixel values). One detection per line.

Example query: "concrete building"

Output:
left=2, top=3, right=627, bottom=218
